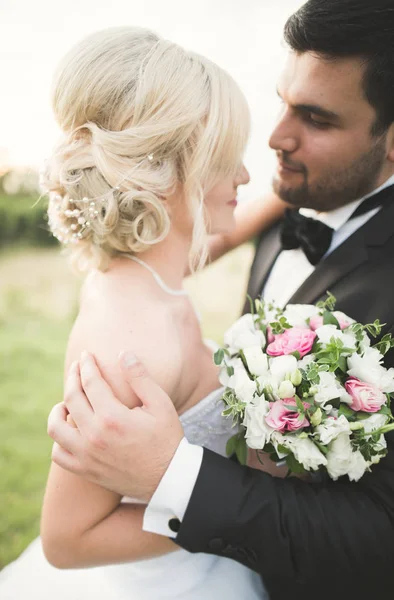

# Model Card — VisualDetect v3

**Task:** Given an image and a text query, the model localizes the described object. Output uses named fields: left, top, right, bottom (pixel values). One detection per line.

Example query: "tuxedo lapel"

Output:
left=288, top=200, right=394, bottom=304
left=246, top=223, right=282, bottom=302
left=288, top=237, right=368, bottom=304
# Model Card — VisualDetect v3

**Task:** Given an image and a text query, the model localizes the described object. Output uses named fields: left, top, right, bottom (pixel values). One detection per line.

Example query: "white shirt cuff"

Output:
left=143, top=437, right=203, bottom=538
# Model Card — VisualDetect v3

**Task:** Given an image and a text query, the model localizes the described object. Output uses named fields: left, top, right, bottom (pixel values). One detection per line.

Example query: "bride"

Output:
left=0, top=27, right=285, bottom=599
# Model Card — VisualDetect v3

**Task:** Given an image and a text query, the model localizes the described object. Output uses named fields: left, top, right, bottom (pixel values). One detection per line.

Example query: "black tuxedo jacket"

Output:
left=175, top=199, right=394, bottom=600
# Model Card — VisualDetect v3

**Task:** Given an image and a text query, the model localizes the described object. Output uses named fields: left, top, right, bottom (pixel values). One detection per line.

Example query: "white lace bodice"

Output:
left=180, top=386, right=235, bottom=456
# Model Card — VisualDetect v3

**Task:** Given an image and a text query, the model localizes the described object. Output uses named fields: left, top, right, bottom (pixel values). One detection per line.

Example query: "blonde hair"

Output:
left=43, top=27, right=250, bottom=272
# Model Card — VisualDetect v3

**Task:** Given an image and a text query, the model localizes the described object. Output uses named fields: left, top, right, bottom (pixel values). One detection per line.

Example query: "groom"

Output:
left=48, top=1, right=394, bottom=599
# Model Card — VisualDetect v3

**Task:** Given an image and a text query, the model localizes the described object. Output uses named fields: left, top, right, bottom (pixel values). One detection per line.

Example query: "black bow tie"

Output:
left=280, top=185, right=394, bottom=265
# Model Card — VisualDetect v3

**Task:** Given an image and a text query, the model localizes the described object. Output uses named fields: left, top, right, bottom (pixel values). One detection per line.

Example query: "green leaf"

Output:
left=277, top=444, right=290, bottom=456
left=285, top=453, right=307, bottom=475
left=338, top=403, right=356, bottom=419
left=291, top=350, right=301, bottom=360
left=316, top=291, right=337, bottom=312
left=295, top=394, right=305, bottom=415
left=247, top=294, right=255, bottom=317
left=314, top=440, right=329, bottom=455
left=373, top=333, right=394, bottom=355
left=226, top=433, right=238, bottom=457
left=263, top=443, right=275, bottom=454
left=337, top=356, right=348, bottom=374
left=222, top=408, right=233, bottom=417
left=329, top=397, right=341, bottom=410
left=283, top=404, right=299, bottom=412
left=214, top=348, right=224, bottom=365
left=378, top=405, right=392, bottom=417
left=323, top=310, right=340, bottom=328
left=235, top=436, right=248, bottom=465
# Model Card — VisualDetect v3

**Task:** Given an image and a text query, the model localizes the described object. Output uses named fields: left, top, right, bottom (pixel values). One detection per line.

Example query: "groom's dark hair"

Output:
left=284, top=0, right=394, bottom=136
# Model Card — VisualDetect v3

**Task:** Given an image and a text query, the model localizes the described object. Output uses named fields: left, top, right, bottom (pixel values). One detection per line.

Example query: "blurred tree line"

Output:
left=0, top=169, right=57, bottom=249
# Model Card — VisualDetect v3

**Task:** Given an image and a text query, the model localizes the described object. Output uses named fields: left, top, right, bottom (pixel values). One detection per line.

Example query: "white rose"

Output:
left=243, top=396, right=273, bottom=449
left=281, top=435, right=327, bottom=471
left=224, top=314, right=265, bottom=354
left=315, top=325, right=357, bottom=349
left=228, top=359, right=257, bottom=404
left=243, top=346, right=269, bottom=377
left=348, top=451, right=370, bottom=481
left=218, top=357, right=239, bottom=387
left=269, top=355, right=298, bottom=386
left=315, top=414, right=351, bottom=445
left=347, top=347, right=394, bottom=393
left=358, top=331, right=371, bottom=352
left=278, top=380, right=296, bottom=399
left=314, top=371, right=352, bottom=409
left=326, top=432, right=368, bottom=481
left=283, top=304, right=319, bottom=328
left=255, top=373, right=280, bottom=401
left=362, top=413, right=389, bottom=434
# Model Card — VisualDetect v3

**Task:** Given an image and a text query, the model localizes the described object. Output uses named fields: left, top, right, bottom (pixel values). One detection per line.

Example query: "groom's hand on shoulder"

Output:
left=47, top=351, right=184, bottom=501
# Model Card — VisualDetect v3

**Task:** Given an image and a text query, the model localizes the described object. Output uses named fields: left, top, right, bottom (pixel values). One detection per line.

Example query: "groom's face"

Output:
left=269, top=51, right=390, bottom=211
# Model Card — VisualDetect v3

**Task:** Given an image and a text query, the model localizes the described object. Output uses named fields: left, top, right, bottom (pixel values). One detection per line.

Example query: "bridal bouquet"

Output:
left=215, top=294, right=394, bottom=481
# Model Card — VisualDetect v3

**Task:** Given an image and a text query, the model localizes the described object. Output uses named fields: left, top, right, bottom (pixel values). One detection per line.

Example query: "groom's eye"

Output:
left=306, top=113, right=331, bottom=129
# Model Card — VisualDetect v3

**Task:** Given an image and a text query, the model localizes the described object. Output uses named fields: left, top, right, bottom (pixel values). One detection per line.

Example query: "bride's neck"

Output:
left=134, top=229, right=191, bottom=289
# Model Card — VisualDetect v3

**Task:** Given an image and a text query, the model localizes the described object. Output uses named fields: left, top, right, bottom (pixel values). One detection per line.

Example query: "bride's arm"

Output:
left=206, top=191, right=287, bottom=264
left=41, top=466, right=175, bottom=569
left=41, top=294, right=179, bottom=568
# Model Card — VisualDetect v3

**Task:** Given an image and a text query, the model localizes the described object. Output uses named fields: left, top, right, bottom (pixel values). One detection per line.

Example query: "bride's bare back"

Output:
left=66, top=257, right=221, bottom=415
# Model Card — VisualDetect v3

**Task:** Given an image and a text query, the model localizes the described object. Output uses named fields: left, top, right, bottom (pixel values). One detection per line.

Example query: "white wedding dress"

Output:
left=0, top=387, right=267, bottom=600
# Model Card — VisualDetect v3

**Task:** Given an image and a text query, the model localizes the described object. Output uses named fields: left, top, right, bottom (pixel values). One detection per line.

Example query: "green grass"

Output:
left=0, top=244, right=253, bottom=569
left=0, top=298, right=75, bottom=568
left=0, top=247, right=80, bottom=568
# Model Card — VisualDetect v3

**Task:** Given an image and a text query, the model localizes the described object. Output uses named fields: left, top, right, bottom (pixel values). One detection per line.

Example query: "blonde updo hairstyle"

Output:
left=44, top=27, right=250, bottom=272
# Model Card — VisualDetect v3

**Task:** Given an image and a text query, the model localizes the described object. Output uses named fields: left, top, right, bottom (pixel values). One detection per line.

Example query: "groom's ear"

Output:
left=384, top=122, right=394, bottom=163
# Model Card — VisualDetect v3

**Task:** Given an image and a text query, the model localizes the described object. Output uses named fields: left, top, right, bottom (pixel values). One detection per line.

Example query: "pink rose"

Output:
left=309, top=313, right=351, bottom=331
left=266, top=325, right=276, bottom=344
left=265, top=398, right=310, bottom=433
left=345, top=377, right=386, bottom=413
left=266, top=327, right=316, bottom=358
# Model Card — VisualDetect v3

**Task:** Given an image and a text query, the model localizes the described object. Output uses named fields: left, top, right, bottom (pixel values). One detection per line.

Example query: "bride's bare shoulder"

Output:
left=65, top=264, right=182, bottom=408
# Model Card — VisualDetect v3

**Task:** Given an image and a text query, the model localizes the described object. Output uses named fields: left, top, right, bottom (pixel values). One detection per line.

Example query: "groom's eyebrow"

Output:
left=276, top=88, right=340, bottom=121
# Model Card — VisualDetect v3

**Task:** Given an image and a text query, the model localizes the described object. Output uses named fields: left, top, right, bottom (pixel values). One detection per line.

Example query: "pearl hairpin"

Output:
left=48, top=152, right=155, bottom=244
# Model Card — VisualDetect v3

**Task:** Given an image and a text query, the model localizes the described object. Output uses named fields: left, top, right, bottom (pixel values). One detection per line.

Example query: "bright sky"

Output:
left=0, top=0, right=303, bottom=198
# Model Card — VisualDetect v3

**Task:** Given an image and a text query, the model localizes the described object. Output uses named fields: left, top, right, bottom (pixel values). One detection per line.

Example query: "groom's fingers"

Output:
left=51, top=442, right=83, bottom=474
left=47, top=402, right=83, bottom=455
left=79, top=351, right=123, bottom=413
left=63, top=360, right=94, bottom=429
left=119, top=351, right=175, bottom=414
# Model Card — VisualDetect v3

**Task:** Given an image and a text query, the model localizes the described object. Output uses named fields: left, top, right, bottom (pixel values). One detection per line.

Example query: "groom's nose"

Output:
left=269, top=114, right=298, bottom=154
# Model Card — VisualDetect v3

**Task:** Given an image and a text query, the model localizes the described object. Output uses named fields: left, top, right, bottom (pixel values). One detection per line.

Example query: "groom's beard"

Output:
left=272, top=137, right=387, bottom=212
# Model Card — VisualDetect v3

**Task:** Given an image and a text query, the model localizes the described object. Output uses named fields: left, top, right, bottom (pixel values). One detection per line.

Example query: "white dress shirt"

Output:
left=143, top=174, right=394, bottom=538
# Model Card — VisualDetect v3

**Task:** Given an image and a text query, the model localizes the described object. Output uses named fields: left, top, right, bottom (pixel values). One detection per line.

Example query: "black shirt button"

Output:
left=208, top=538, right=226, bottom=552
left=168, top=518, right=181, bottom=533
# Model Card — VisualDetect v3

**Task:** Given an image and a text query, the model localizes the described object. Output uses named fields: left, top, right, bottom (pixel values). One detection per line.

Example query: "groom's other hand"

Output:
left=47, top=351, right=184, bottom=501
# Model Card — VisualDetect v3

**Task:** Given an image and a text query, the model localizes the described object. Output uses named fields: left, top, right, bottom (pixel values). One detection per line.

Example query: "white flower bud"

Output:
left=310, top=407, right=322, bottom=427
left=349, top=422, right=364, bottom=431
left=278, top=380, right=295, bottom=399
left=290, top=369, right=302, bottom=387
